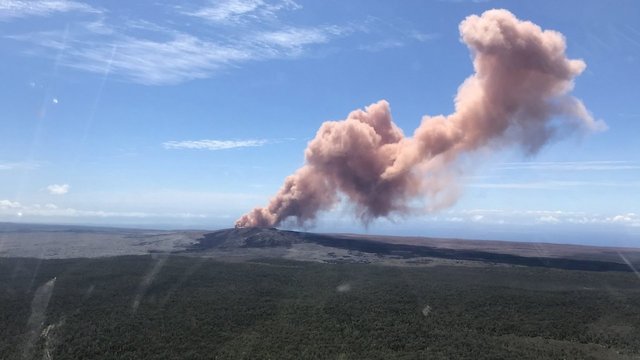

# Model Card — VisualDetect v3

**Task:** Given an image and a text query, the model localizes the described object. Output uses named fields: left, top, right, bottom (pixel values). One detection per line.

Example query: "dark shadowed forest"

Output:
left=2, top=255, right=639, bottom=359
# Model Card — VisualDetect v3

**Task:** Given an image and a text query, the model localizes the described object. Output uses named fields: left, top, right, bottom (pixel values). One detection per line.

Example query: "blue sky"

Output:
left=1, top=0, right=639, bottom=246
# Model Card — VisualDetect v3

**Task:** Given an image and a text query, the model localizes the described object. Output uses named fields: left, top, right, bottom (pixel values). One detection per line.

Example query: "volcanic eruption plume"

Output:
left=235, top=9, right=605, bottom=228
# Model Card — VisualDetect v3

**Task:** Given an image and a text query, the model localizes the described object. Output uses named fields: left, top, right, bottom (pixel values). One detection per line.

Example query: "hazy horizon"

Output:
left=3, top=219, right=639, bottom=249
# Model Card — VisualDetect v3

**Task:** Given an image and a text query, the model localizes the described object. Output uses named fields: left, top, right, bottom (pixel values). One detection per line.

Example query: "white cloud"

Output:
left=0, top=200, right=206, bottom=219
left=184, top=0, right=300, bottom=24
left=454, top=208, right=640, bottom=228
left=607, top=213, right=640, bottom=227
left=68, top=33, right=252, bottom=85
left=0, top=189, right=266, bottom=223
left=0, top=0, right=99, bottom=19
left=47, top=183, right=70, bottom=195
left=0, top=199, right=21, bottom=209
left=410, top=31, right=439, bottom=42
left=5, top=1, right=431, bottom=85
left=358, top=31, right=438, bottom=53
left=353, top=15, right=439, bottom=53
left=36, top=190, right=265, bottom=228
left=163, top=139, right=269, bottom=150
left=256, top=26, right=342, bottom=48
left=0, top=161, right=39, bottom=170
left=358, top=39, right=405, bottom=52
left=537, top=215, right=560, bottom=224
left=188, top=0, right=263, bottom=22
left=4, top=0, right=357, bottom=85
left=12, top=23, right=345, bottom=85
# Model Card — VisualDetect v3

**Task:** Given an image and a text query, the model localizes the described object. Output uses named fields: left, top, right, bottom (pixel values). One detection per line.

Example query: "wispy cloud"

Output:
left=410, top=31, right=440, bottom=42
left=7, top=9, right=347, bottom=84
left=497, top=160, right=640, bottom=171
left=356, top=16, right=439, bottom=53
left=0, top=161, right=40, bottom=170
left=1, top=190, right=267, bottom=223
left=445, top=209, right=640, bottom=227
left=0, top=199, right=21, bottom=208
left=0, top=200, right=206, bottom=219
left=163, top=139, right=269, bottom=150
left=358, top=39, right=405, bottom=52
left=67, top=33, right=253, bottom=85
left=468, top=180, right=640, bottom=190
left=184, top=0, right=300, bottom=24
left=618, top=113, right=640, bottom=119
left=437, top=0, right=492, bottom=3
left=0, top=0, right=99, bottom=19
left=46, top=184, right=70, bottom=195
left=4, top=1, right=431, bottom=85
left=256, top=25, right=344, bottom=48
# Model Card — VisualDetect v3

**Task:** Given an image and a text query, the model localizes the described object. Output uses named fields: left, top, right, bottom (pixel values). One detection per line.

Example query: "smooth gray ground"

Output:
left=1, top=223, right=639, bottom=270
left=0, top=223, right=203, bottom=259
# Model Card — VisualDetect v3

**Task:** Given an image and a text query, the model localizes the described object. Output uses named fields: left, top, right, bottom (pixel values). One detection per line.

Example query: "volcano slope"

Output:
left=184, top=227, right=639, bottom=272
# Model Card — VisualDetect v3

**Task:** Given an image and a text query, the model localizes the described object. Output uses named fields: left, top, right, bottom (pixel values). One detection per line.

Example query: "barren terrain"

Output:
left=1, top=223, right=639, bottom=271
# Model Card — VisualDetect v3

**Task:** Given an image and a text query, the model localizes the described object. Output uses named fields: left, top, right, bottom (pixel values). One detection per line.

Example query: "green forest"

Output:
left=1, top=255, right=639, bottom=359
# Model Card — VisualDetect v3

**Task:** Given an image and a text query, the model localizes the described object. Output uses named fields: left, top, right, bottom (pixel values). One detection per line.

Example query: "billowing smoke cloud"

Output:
left=235, top=9, right=606, bottom=228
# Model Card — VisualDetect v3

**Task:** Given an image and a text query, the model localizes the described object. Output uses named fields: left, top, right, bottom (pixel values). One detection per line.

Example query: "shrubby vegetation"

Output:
left=1, top=256, right=639, bottom=359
